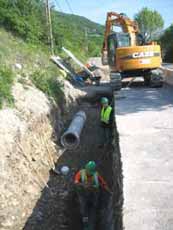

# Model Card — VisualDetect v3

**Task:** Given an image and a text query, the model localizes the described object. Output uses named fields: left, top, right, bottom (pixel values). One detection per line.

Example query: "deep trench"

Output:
left=24, top=87, right=123, bottom=230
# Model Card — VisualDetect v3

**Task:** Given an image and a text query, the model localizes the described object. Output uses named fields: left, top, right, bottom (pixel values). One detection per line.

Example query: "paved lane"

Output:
left=115, top=85, right=173, bottom=230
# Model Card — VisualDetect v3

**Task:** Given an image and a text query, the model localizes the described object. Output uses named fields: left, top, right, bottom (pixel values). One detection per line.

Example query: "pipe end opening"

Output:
left=61, top=133, right=79, bottom=149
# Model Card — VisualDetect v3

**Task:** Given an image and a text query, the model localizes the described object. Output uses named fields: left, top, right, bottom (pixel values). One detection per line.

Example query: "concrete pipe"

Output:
left=61, top=111, right=86, bottom=149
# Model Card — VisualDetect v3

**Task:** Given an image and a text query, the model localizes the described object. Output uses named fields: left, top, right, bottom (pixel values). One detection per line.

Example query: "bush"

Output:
left=30, top=69, right=64, bottom=104
left=0, top=66, right=14, bottom=109
left=160, top=25, right=173, bottom=62
left=0, top=0, right=46, bottom=43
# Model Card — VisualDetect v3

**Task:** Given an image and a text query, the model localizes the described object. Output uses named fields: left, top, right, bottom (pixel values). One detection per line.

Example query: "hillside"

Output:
left=0, top=0, right=105, bottom=109
left=0, top=0, right=104, bottom=59
left=0, top=28, right=64, bottom=109
left=52, top=12, right=104, bottom=58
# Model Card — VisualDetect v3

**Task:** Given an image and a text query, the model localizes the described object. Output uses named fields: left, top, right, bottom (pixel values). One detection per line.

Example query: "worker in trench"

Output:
left=99, top=97, right=114, bottom=147
left=74, top=161, right=112, bottom=230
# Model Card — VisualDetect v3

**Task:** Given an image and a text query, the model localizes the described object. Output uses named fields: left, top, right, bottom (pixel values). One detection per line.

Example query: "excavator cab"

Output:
left=107, top=33, right=130, bottom=66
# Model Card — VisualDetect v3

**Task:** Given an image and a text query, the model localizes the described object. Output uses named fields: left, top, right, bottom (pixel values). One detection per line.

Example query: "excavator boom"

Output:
left=103, top=12, right=139, bottom=52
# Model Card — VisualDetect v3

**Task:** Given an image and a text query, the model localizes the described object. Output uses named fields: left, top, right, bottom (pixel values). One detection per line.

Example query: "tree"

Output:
left=160, top=25, right=173, bottom=62
left=135, top=7, right=164, bottom=39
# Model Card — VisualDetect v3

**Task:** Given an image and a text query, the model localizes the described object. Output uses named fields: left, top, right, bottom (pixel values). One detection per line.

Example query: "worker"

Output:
left=100, top=97, right=113, bottom=147
left=74, top=161, right=111, bottom=230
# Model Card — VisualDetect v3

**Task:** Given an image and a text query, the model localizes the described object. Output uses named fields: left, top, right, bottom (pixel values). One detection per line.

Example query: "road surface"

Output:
left=115, top=84, right=173, bottom=230
left=162, top=63, right=173, bottom=70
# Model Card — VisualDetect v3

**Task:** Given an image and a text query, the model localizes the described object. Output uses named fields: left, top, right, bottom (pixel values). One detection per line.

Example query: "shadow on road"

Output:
left=116, top=83, right=173, bottom=115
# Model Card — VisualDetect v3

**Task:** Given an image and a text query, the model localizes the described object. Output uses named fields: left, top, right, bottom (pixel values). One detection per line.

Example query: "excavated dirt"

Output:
left=0, top=80, right=84, bottom=230
left=24, top=86, right=123, bottom=230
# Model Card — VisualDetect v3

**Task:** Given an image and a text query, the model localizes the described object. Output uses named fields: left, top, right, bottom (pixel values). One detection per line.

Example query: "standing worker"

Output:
left=100, top=97, right=113, bottom=147
left=74, top=161, right=111, bottom=230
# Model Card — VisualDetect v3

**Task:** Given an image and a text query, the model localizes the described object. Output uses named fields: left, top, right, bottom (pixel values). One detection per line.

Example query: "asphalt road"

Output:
left=115, top=84, right=173, bottom=230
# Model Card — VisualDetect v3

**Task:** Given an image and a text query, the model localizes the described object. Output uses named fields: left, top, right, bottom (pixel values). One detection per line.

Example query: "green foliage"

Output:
left=0, top=1, right=104, bottom=109
left=0, top=28, right=65, bottom=107
left=0, top=0, right=46, bottom=43
left=0, top=0, right=104, bottom=57
left=0, top=66, right=14, bottom=108
left=88, top=36, right=102, bottom=57
left=30, top=68, right=64, bottom=104
left=160, top=25, right=173, bottom=62
left=135, top=7, right=164, bottom=38
left=52, top=12, right=104, bottom=58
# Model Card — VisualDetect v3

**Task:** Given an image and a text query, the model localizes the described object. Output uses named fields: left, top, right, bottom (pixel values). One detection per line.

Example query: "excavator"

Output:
left=102, top=12, right=163, bottom=89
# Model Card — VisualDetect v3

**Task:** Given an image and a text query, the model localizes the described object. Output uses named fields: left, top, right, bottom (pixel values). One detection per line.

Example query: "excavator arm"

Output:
left=102, top=12, right=139, bottom=52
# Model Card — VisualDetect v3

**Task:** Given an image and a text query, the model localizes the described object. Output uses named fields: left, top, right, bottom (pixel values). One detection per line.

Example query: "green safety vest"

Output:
left=80, top=169, right=99, bottom=188
left=101, top=106, right=112, bottom=124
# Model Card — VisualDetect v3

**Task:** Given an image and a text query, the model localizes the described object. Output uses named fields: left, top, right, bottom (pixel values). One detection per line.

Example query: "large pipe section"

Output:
left=61, top=111, right=86, bottom=149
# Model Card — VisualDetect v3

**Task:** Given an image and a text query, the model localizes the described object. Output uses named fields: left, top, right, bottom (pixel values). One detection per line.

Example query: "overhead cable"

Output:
left=65, top=0, right=74, bottom=14
left=54, top=0, right=63, bottom=12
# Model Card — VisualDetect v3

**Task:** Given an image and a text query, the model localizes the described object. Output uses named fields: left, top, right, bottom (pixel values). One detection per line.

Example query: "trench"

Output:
left=24, top=86, right=123, bottom=230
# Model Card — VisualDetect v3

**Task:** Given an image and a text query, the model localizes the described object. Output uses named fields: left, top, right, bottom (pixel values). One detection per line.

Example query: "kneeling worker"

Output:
left=74, top=161, right=111, bottom=230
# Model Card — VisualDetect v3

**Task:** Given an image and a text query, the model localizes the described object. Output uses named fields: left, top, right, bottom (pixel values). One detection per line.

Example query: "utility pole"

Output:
left=45, top=0, right=54, bottom=55
left=84, top=27, right=88, bottom=53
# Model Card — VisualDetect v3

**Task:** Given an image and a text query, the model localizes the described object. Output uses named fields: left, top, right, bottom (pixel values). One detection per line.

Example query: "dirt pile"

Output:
left=0, top=79, right=84, bottom=230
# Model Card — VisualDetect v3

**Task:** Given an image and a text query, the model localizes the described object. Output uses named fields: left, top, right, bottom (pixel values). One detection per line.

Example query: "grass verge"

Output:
left=30, top=68, right=64, bottom=104
left=0, top=66, right=14, bottom=109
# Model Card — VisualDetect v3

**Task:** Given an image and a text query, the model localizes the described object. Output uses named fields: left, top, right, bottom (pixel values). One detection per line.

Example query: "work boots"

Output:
left=82, top=216, right=89, bottom=230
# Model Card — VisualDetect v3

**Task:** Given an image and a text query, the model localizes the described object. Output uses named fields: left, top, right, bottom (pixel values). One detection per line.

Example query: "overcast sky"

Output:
left=54, top=0, right=173, bottom=28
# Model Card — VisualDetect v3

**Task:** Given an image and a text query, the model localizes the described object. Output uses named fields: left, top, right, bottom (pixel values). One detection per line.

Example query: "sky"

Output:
left=54, top=0, right=173, bottom=28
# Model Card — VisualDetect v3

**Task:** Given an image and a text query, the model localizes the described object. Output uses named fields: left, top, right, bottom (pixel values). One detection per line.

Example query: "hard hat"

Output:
left=61, top=166, right=70, bottom=175
left=85, top=161, right=96, bottom=174
left=101, top=97, right=109, bottom=104
left=86, top=63, right=91, bottom=68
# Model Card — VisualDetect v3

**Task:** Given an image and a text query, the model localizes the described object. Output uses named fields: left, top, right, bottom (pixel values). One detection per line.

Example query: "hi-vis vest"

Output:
left=80, top=169, right=99, bottom=188
left=101, top=106, right=112, bottom=124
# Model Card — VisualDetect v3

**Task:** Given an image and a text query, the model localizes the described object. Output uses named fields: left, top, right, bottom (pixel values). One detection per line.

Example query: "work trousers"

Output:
left=77, top=190, right=99, bottom=230
left=101, top=126, right=112, bottom=145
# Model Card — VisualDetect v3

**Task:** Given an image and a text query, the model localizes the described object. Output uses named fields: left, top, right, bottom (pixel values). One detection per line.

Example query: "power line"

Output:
left=65, top=0, right=74, bottom=14
left=54, top=0, right=63, bottom=12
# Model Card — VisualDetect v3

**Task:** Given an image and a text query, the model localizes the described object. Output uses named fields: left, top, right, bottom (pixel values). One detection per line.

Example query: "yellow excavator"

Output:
left=102, top=12, right=163, bottom=89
